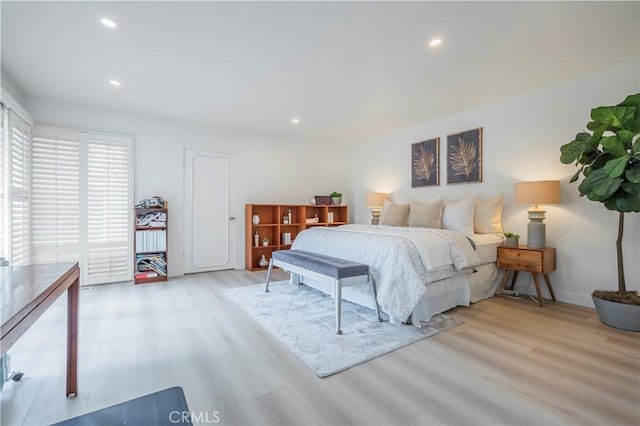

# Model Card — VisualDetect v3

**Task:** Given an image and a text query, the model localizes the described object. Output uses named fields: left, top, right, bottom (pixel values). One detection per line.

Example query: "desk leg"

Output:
left=532, top=273, right=544, bottom=307
left=543, top=274, right=556, bottom=301
left=66, top=276, right=79, bottom=398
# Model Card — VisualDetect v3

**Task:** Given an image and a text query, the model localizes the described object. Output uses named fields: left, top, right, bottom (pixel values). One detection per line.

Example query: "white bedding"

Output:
left=291, top=224, right=484, bottom=323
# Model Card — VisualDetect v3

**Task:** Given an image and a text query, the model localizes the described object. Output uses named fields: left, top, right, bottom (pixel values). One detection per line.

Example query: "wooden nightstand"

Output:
left=496, top=246, right=556, bottom=306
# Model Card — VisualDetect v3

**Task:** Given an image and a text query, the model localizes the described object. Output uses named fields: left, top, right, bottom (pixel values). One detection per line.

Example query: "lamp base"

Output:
left=371, top=208, right=381, bottom=225
left=527, top=208, right=547, bottom=249
left=527, top=222, right=546, bottom=248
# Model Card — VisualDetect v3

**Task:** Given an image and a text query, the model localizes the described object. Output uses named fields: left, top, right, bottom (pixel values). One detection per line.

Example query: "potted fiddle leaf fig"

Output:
left=560, top=93, right=640, bottom=331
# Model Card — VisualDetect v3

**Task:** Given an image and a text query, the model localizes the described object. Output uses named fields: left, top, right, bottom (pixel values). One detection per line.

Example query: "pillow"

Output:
left=379, top=200, right=410, bottom=226
left=475, top=194, right=504, bottom=234
left=408, top=198, right=444, bottom=228
left=441, top=196, right=475, bottom=235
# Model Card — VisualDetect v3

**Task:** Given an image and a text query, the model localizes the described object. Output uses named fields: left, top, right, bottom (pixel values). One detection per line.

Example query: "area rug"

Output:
left=224, top=281, right=463, bottom=377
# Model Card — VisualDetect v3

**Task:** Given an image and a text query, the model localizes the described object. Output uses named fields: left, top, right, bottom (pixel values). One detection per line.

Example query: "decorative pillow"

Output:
left=475, top=194, right=504, bottom=234
left=379, top=200, right=410, bottom=226
left=441, top=196, right=475, bottom=235
left=408, top=198, right=444, bottom=228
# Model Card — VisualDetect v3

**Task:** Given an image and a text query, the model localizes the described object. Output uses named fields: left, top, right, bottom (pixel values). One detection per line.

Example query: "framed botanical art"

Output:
left=447, top=127, right=482, bottom=184
left=411, top=138, right=440, bottom=187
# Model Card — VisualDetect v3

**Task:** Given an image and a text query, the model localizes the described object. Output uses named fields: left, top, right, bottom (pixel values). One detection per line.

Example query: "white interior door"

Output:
left=184, top=149, right=235, bottom=273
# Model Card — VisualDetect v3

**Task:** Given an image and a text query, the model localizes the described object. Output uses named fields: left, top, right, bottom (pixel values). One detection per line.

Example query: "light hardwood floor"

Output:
left=1, top=269, right=638, bottom=425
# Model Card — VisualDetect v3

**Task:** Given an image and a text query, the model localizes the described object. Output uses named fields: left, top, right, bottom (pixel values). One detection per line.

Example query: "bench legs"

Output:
left=335, top=279, right=343, bottom=335
left=335, top=275, right=381, bottom=335
left=265, top=258, right=274, bottom=293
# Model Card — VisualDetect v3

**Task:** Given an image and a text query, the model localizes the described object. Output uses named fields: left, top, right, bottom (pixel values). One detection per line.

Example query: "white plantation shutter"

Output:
left=8, top=111, right=31, bottom=265
left=31, top=133, right=81, bottom=264
left=31, top=126, right=133, bottom=285
left=86, top=134, right=132, bottom=284
left=0, top=106, right=6, bottom=259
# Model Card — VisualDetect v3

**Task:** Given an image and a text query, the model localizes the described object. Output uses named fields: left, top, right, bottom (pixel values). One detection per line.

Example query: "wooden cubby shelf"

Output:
left=245, top=203, right=349, bottom=271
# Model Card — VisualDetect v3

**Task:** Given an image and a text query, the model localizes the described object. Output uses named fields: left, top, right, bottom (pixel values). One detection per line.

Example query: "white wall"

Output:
left=24, top=98, right=347, bottom=276
left=346, top=63, right=640, bottom=307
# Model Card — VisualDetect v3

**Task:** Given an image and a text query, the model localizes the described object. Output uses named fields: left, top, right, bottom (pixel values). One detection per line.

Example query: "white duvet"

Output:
left=291, top=224, right=481, bottom=322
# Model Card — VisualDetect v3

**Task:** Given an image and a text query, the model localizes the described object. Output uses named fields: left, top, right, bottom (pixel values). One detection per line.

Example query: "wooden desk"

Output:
left=1, top=262, right=80, bottom=397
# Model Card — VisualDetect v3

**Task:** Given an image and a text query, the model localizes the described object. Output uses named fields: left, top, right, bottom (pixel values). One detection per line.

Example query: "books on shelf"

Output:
left=136, top=253, right=167, bottom=276
left=135, top=230, right=167, bottom=252
left=136, top=211, right=166, bottom=228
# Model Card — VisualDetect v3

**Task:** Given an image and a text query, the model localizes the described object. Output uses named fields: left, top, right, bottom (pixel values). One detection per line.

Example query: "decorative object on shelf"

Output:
left=134, top=196, right=166, bottom=209
left=262, top=237, right=270, bottom=246
left=314, top=195, right=332, bottom=205
left=412, top=137, right=440, bottom=187
left=252, top=214, right=260, bottom=225
left=254, top=231, right=259, bottom=247
left=259, top=255, right=269, bottom=267
left=514, top=180, right=560, bottom=249
left=503, top=232, right=520, bottom=247
left=366, top=192, right=388, bottom=225
left=447, top=127, right=482, bottom=184
left=330, top=192, right=343, bottom=206
left=560, top=93, right=640, bottom=331
left=283, top=215, right=289, bottom=224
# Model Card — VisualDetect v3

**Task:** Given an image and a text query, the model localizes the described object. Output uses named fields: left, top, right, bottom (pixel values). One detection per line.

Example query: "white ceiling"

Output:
left=2, top=1, right=638, bottom=145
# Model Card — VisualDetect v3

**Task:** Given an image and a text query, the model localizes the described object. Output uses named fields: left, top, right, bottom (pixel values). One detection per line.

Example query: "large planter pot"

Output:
left=592, top=295, right=640, bottom=332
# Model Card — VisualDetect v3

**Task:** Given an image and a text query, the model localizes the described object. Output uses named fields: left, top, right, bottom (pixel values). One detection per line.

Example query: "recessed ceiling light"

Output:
left=101, top=18, right=117, bottom=28
left=429, top=38, right=442, bottom=47
left=109, top=80, right=121, bottom=87
left=291, top=118, right=300, bottom=124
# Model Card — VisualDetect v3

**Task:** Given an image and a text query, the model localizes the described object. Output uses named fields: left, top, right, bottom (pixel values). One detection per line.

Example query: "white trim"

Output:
left=0, top=88, right=34, bottom=126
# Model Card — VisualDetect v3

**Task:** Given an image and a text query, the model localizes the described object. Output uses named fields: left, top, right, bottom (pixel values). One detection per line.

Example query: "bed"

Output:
left=290, top=224, right=503, bottom=326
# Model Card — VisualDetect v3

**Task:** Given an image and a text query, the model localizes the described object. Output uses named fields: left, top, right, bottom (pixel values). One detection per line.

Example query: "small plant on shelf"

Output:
left=330, top=191, right=342, bottom=198
left=262, top=237, right=270, bottom=246
left=330, top=191, right=343, bottom=206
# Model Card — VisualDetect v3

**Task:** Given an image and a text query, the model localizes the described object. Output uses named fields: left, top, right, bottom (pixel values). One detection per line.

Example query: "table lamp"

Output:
left=514, top=180, right=560, bottom=248
left=366, top=192, right=388, bottom=225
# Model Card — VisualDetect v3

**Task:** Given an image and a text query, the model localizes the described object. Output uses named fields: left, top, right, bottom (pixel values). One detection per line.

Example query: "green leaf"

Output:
left=600, top=136, right=627, bottom=157
left=625, top=164, right=640, bottom=183
left=578, top=168, right=621, bottom=201
left=569, top=167, right=583, bottom=183
left=560, top=137, right=589, bottom=164
left=603, top=155, right=630, bottom=178
left=591, top=106, right=635, bottom=130
left=633, top=137, right=640, bottom=155
left=614, top=192, right=640, bottom=213
left=618, top=93, right=640, bottom=109
left=617, top=130, right=635, bottom=147
left=621, top=180, right=640, bottom=194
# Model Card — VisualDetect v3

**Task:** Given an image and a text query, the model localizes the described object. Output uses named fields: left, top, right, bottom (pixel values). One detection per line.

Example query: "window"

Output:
left=0, top=106, right=6, bottom=259
left=86, top=134, right=132, bottom=284
left=8, top=110, right=31, bottom=265
left=31, top=126, right=133, bottom=284
left=31, top=130, right=81, bottom=264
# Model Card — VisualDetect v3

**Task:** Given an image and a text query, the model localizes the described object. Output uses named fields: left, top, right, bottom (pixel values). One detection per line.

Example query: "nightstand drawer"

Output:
left=497, top=248, right=543, bottom=272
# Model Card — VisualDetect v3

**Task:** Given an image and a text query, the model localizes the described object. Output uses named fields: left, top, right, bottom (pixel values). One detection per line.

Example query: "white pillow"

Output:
left=442, top=196, right=475, bottom=235
left=475, top=194, right=504, bottom=234
left=379, top=200, right=410, bottom=226
left=408, top=198, right=443, bottom=228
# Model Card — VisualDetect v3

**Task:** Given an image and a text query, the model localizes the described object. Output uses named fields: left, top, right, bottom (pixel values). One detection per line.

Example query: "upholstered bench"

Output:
left=265, top=249, right=381, bottom=334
